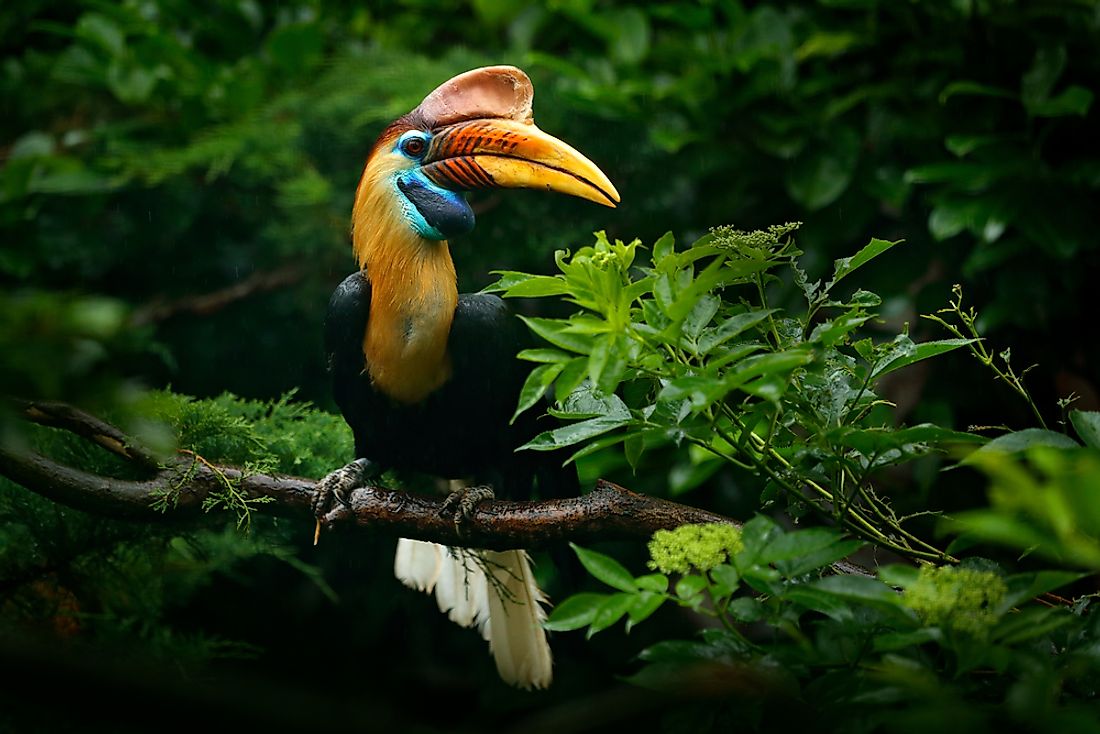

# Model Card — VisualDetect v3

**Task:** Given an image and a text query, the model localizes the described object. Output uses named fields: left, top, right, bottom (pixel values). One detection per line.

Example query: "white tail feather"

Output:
left=394, top=540, right=552, bottom=689
left=482, top=549, right=553, bottom=690
left=393, top=538, right=444, bottom=592
left=434, top=547, right=490, bottom=629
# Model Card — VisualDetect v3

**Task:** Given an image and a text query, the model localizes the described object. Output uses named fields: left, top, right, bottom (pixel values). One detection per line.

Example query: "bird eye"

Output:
left=401, top=135, right=426, bottom=158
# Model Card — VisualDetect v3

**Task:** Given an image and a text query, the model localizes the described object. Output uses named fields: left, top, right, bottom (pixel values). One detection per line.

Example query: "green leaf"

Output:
left=1028, top=86, right=1093, bottom=118
left=653, top=231, right=676, bottom=262
left=1021, top=44, right=1067, bottom=110
left=781, top=586, right=854, bottom=622
left=939, top=80, right=1017, bottom=105
left=520, top=414, right=631, bottom=452
left=683, top=295, right=720, bottom=340
left=962, top=429, right=1079, bottom=464
left=555, top=385, right=630, bottom=420
left=588, top=593, right=637, bottom=636
left=709, top=564, right=740, bottom=597
left=634, top=573, right=669, bottom=593
left=698, top=310, right=776, bottom=355
left=511, top=362, right=565, bottom=423
left=760, top=528, right=846, bottom=564
left=488, top=271, right=569, bottom=297
left=626, top=591, right=666, bottom=630
left=658, top=376, right=732, bottom=412
left=834, top=424, right=984, bottom=455
left=520, top=316, right=595, bottom=354
left=736, top=515, right=783, bottom=564
left=516, top=348, right=573, bottom=364
left=758, top=528, right=864, bottom=578
left=725, top=597, right=764, bottom=622
left=830, top=238, right=903, bottom=287
left=589, top=333, right=629, bottom=394
left=726, top=350, right=813, bottom=389
left=942, top=512, right=1053, bottom=557
left=554, top=358, right=589, bottom=402
left=874, top=338, right=975, bottom=379
left=563, top=430, right=633, bottom=465
left=675, top=574, right=707, bottom=600
left=796, top=31, right=859, bottom=60
left=624, top=432, right=645, bottom=471
left=1070, top=410, right=1100, bottom=449
left=809, top=312, right=873, bottom=347
left=570, top=543, right=637, bottom=592
left=544, top=592, right=608, bottom=631
left=809, top=576, right=911, bottom=619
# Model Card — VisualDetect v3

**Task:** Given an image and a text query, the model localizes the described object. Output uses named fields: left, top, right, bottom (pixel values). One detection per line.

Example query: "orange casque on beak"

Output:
left=420, top=118, right=620, bottom=208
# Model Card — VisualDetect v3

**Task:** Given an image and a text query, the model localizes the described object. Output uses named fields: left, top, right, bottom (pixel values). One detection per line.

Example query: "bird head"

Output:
left=352, top=66, right=619, bottom=267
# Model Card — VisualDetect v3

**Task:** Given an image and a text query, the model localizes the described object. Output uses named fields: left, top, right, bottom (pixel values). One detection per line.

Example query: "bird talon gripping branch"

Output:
left=440, top=484, right=496, bottom=525
left=312, top=457, right=375, bottom=517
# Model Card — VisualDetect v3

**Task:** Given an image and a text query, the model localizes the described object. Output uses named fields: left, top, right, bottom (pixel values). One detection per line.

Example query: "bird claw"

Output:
left=440, top=484, right=495, bottom=526
left=312, top=458, right=376, bottom=518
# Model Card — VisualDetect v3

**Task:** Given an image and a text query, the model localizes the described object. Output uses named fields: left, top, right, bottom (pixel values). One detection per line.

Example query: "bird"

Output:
left=313, top=66, right=619, bottom=689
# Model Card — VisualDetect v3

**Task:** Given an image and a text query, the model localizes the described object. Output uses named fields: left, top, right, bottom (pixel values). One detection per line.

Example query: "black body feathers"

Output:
left=325, top=271, right=576, bottom=499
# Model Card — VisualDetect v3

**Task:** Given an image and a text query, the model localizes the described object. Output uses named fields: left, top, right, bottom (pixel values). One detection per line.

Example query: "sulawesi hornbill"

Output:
left=312, top=66, right=619, bottom=689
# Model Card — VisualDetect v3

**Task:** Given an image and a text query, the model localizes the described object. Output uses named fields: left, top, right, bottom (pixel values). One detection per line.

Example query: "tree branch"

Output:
left=129, top=264, right=304, bottom=327
left=16, top=399, right=163, bottom=471
left=0, top=402, right=736, bottom=550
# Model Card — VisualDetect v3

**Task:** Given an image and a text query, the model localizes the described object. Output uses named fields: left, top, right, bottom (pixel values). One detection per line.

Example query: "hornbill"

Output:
left=313, top=66, right=619, bottom=689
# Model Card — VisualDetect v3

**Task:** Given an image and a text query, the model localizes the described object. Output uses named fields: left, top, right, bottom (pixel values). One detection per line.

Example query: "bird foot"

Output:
left=312, top=458, right=377, bottom=518
left=440, top=484, right=495, bottom=526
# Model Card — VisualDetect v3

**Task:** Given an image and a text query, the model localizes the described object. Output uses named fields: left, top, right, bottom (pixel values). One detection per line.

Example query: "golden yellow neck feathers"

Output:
left=351, top=151, right=458, bottom=404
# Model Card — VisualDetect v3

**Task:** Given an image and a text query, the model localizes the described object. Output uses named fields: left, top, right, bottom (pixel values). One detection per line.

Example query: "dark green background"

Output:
left=2, top=1, right=1097, bottom=731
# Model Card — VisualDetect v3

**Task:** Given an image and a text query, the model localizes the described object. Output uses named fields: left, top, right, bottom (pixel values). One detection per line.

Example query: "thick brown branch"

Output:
left=321, top=480, right=736, bottom=549
left=0, top=441, right=734, bottom=549
left=0, top=401, right=880, bottom=577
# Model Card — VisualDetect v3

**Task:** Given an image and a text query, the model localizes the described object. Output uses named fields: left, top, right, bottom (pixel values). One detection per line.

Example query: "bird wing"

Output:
left=324, top=271, right=372, bottom=378
left=448, top=292, right=531, bottom=399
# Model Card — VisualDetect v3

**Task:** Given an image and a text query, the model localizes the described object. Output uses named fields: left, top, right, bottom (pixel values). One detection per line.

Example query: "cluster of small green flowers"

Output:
left=588, top=249, right=616, bottom=269
left=903, top=565, right=1007, bottom=635
left=648, top=523, right=743, bottom=574
left=710, top=222, right=802, bottom=253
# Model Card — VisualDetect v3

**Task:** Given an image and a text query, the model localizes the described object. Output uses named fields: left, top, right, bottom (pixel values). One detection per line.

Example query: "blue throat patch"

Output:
left=396, top=170, right=475, bottom=240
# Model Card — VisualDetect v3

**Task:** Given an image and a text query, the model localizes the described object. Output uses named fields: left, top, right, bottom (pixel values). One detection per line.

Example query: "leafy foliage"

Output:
left=502, top=226, right=1100, bottom=730
left=548, top=520, right=1095, bottom=732
left=490, top=228, right=979, bottom=560
left=949, top=444, right=1100, bottom=569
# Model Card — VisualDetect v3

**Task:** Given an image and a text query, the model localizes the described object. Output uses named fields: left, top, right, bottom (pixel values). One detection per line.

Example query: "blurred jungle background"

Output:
left=2, top=1, right=1098, bottom=732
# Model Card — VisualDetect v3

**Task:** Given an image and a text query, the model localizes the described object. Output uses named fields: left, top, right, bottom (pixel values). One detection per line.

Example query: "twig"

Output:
left=129, top=264, right=303, bottom=327
left=15, top=400, right=163, bottom=472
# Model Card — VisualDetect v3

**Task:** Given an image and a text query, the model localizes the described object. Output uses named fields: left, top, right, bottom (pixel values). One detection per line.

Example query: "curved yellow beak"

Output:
left=421, top=119, right=620, bottom=208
